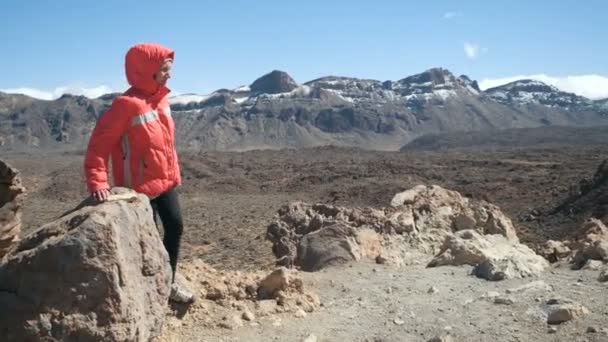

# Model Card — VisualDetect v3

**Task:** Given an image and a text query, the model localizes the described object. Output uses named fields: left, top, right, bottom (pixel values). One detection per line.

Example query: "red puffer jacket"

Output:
left=84, top=43, right=181, bottom=199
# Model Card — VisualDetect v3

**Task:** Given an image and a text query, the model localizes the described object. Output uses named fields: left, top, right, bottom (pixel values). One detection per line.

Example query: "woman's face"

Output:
left=154, top=59, right=173, bottom=86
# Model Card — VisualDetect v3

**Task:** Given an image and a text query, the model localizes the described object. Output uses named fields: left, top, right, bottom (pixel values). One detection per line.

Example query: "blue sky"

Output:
left=2, top=0, right=607, bottom=99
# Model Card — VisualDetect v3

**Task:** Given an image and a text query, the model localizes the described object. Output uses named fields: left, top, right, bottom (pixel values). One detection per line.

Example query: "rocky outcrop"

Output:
left=0, top=188, right=172, bottom=341
left=427, top=230, right=549, bottom=280
left=0, top=160, right=25, bottom=259
left=267, top=185, right=528, bottom=273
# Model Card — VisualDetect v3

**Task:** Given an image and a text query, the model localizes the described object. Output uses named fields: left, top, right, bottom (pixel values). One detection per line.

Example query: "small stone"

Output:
left=599, top=268, right=608, bottom=282
left=386, top=287, right=393, bottom=294
left=272, top=318, right=282, bottom=327
left=482, top=291, right=500, bottom=298
left=428, top=335, right=453, bottom=342
left=582, top=260, right=604, bottom=271
left=428, top=286, right=439, bottom=294
left=494, top=296, right=515, bottom=305
left=234, top=302, right=247, bottom=311
left=218, top=322, right=233, bottom=330
left=463, top=299, right=474, bottom=305
left=393, top=318, right=405, bottom=325
left=547, top=304, right=589, bottom=324
left=258, top=267, right=290, bottom=299
left=295, top=309, right=307, bottom=318
left=242, top=311, right=255, bottom=321
left=506, top=281, right=552, bottom=294
left=548, top=326, right=558, bottom=334
left=587, top=326, right=598, bottom=333
left=303, top=334, right=317, bottom=342
left=218, top=315, right=244, bottom=330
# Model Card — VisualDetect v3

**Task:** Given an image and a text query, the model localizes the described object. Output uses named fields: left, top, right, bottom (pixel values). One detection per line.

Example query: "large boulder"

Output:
left=570, top=218, right=608, bottom=269
left=0, top=188, right=172, bottom=341
left=0, top=160, right=25, bottom=259
left=427, top=230, right=549, bottom=280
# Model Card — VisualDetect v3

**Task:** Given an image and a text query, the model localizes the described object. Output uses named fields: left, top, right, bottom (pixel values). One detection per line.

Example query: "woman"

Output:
left=84, top=42, right=194, bottom=304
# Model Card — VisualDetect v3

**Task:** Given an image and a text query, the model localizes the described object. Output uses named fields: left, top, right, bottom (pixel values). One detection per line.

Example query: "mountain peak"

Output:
left=250, top=70, right=298, bottom=95
left=485, top=79, right=592, bottom=109
left=486, top=79, right=558, bottom=94
left=401, top=68, right=455, bottom=85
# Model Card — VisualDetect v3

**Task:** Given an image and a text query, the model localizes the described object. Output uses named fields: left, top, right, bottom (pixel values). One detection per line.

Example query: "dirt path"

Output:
left=164, top=258, right=608, bottom=342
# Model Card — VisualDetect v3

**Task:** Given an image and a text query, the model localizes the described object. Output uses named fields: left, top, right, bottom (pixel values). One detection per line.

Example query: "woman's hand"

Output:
left=92, top=188, right=111, bottom=202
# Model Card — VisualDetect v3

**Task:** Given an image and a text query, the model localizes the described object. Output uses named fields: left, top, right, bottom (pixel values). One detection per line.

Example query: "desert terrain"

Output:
left=3, top=143, right=608, bottom=341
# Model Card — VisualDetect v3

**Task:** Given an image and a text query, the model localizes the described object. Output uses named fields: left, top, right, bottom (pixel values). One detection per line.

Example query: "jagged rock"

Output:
left=428, top=230, right=549, bottom=280
left=0, top=188, right=172, bottom=341
left=390, top=185, right=518, bottom=242
left=0, top=160, right=25, bottom=259
left=538, top=240, right=572, bottom=263
left=390, top=185, right=426, bottom=206
left=267, top=185, right=519, bottom=270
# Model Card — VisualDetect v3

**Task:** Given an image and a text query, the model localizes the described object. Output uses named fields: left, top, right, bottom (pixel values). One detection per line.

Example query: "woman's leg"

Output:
left=151, top=187, right=183, bottom=282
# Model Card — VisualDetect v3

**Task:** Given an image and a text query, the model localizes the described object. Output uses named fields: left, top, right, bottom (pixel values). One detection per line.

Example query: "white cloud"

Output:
left=479, top=74, right=608, bottom=100
left=464, top=43, right=481, bottom=59
left=444, top=11, right=462, bottom=19
left=0, top=85, right=116, bottom=100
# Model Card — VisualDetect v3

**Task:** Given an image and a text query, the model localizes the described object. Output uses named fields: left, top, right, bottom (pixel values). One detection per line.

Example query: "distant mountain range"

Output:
left=1, top=68, right=607, bottom=151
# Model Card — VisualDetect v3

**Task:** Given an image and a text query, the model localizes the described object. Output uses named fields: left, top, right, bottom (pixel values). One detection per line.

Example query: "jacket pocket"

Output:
left=137, top=158, right=146, bottom=185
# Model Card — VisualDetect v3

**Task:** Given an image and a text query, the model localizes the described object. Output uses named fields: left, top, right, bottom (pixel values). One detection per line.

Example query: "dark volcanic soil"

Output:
left=5, top=146, right=608, bottom=271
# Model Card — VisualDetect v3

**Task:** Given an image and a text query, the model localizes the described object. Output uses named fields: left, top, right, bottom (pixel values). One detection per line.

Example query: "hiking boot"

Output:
left=169, top=283, right=196, bottom=304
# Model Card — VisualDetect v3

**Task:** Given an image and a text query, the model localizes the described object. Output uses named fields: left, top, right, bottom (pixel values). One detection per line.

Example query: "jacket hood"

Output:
left=125, top=43, right=174, bottom=94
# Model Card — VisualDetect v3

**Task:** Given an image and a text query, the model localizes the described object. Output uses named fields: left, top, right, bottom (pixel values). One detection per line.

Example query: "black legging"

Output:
left=150, top=186, right=183, bottom=283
